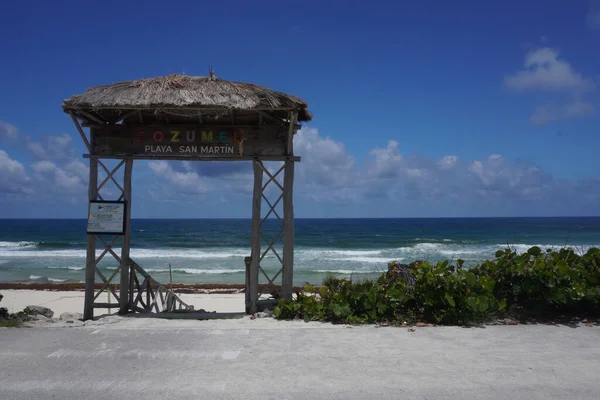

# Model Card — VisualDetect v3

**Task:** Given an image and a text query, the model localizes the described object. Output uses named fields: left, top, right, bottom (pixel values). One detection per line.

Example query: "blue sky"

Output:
left=1, top=0, right=599, bottom=218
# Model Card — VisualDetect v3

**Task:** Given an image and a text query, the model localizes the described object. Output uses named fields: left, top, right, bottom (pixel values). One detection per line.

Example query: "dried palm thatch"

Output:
left=62, top=74, right=311, bottom=122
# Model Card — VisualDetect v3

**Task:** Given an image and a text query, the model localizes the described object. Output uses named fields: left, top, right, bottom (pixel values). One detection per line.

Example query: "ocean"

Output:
left=1, top=218, right=599, bottom=286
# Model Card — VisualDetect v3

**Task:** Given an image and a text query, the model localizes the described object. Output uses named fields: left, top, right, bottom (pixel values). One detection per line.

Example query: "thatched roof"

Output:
left=62, top=74, right=312, bottom=122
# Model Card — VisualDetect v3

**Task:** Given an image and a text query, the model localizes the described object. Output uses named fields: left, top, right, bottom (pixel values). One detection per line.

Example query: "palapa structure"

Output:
left=62, top=74, right=311, bottom=320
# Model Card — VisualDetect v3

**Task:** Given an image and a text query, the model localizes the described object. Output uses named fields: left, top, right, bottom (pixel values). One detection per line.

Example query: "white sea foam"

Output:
left=328, top=257, right=398, bottom=263
left=27, top=275, right=67, bottom=282
left=48, top=266, right=85, bottom=271
left=144, top=268, right=245, bottom=275
left=312, top=269, right=379, bottom=275
left=0, top=248, right=249, bottom=259
left=0, top=241, right=39, bottom=249
left=298, top=249, right=384, bottom=257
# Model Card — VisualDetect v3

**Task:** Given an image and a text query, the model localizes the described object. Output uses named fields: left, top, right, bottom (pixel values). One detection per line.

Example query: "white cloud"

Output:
left=144, top=128, right=589, bottom=211
left=529, top=105, right=556, bottom=125
left=0, top=150, right=32, bottom=196
left=505, top=47, right=597, bottom=124
left=294, top=128, right=356, bottom=188
left=27, top=133, right=74, bottom=161
left=0, top=121, right=18, bottom=141
left=437, top=155, right=459, bottom=171
left=563, top=99, right=595, bottom=118
left=148, top=160, right=209, bottom=195
left=587, top=2, right=600, bottom=30
left=504, top=48, right=595, bottom=93
left=367, top=140, right=403, bottom=180
left=31, top=159, right=87, bottom=194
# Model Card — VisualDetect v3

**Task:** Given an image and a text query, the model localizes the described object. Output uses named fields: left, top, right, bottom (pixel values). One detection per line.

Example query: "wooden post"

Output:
left=83, top=157, right=98, bottom=320
left=286, top=111, right=298, bottom=156
left=282, top=111, right=297, bottom=301
left=282, top=160, right=295, bottom=300
left=249, top=160, right=263, bottom=314
left=244, top=256, right=251, bottom=313
left=119, top=159, right=133, bottom=314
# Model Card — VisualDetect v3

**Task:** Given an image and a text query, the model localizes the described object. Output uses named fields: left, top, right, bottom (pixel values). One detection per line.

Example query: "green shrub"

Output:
left=473, top=246, right=600, bottom=317
left=0, top=294, right=34, bottom=327
left=273, top=246, right=600, bottom=326
left=274, top=274, right=415, bottom=324
left=0, top=293, right=8, bottom=320
left=409, top=260, right=506, bottom=325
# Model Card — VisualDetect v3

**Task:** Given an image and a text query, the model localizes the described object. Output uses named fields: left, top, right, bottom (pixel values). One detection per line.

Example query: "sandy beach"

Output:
left=1, top=289, right=246, bottom=316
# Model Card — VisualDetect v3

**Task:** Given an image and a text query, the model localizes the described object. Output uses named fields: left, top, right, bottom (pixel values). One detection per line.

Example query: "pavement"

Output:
left=1, top=316, right=600, bottom=400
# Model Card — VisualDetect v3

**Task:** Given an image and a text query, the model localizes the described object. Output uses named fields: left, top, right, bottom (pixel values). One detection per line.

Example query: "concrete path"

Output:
left=1, top=316, right=599, bottom=399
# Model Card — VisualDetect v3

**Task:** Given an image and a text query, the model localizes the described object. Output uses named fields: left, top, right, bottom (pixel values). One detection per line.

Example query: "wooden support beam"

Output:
left=260, top=192, right=284, bottom=225
left=96, top=159, right=125, bottom=194
left=77, top=110, right=107, bottom=126
left=93, top=303, right=118, bottom=308
left=258, top=162, right=285, bottom=192
left=248, top=161, right=263, bottom=314
left=286, top=111, right=298, bottom=156
left=94, top=235, right=121, bottom=265
left=93, top=266, right=121, bottom=301
left=282, top=160, right=295, bottom=300
left=83, top=154, right=301, bottom=162
left=112, top=110, right=138, bottom=124
left=83, top=158, right=98, bottom=321
left=119, top=159, right=133, bottom=314
left=93, top=266, right=120, bottom=302
left=70, top=112, right=92, bottom=152
left=244, top=257, right=251, bottom=312
left=132, top=277, right=150, bottom=309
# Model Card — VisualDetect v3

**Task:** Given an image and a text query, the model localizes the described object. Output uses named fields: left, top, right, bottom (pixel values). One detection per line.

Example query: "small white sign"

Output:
left=87, top=202, right=126, bottom=234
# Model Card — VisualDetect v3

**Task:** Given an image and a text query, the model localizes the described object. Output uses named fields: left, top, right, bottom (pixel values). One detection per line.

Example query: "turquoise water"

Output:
left=1, top=218, right=599, bottom=285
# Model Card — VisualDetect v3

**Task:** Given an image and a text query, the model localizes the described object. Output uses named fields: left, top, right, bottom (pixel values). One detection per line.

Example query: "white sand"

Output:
left=1, top=289, right=245, bottom=316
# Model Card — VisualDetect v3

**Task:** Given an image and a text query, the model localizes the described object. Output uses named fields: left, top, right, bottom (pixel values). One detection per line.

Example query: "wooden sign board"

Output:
left=87, top=201, right=126, bottom=234
left=91, top=125, right=287, bottom=158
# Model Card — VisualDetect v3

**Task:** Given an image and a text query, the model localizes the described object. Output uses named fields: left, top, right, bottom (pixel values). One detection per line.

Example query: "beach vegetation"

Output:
left=274, top=246, right=600, bottom=326
left=0, top=294, right=34, bottom=328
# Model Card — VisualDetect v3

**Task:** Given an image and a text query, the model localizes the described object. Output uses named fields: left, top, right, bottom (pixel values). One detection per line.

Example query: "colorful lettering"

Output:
left=201, top=131, right=213, bottom=142
left=153, top=131, right=164, bottom=142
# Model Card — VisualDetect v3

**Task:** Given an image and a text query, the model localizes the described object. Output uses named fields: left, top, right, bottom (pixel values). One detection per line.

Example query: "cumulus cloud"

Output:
left=3, top=120, right=598, bottom=216
left=588, top=2, right=600, bottom=30
left=0, top=124, right=90, bottom=202
left=0, top=150, right=32, bottom=196
left=31, top=158, right=88, bottom=195
left=148, top=160, right=209, bottom=195
left=27, top=133, right=75, bottom=161
left=0, top=121, right=19, bottom=141
left=529, top=105, right=556, bottom=125
left=504, top=48, right=595, bottom=93
left=528, top=100, right=596, bottom=126
left=294, top=128, right=356, bottom=191
left=21, top=133, right=88, bottom=201
left=563, top=99, right=595, bottom=118
left=504, top=47, right=597, bottom=124
left=144, top=127, right=599, bottom=214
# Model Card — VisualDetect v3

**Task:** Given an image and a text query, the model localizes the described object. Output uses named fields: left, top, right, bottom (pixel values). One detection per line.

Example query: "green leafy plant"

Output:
left=473, top=246, right=600, bottom=318
left=273, top=246, right=600, bottom=326
left=409, top=260, right=505, bottom=325
left=0, top=294, right=34, bottom=328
